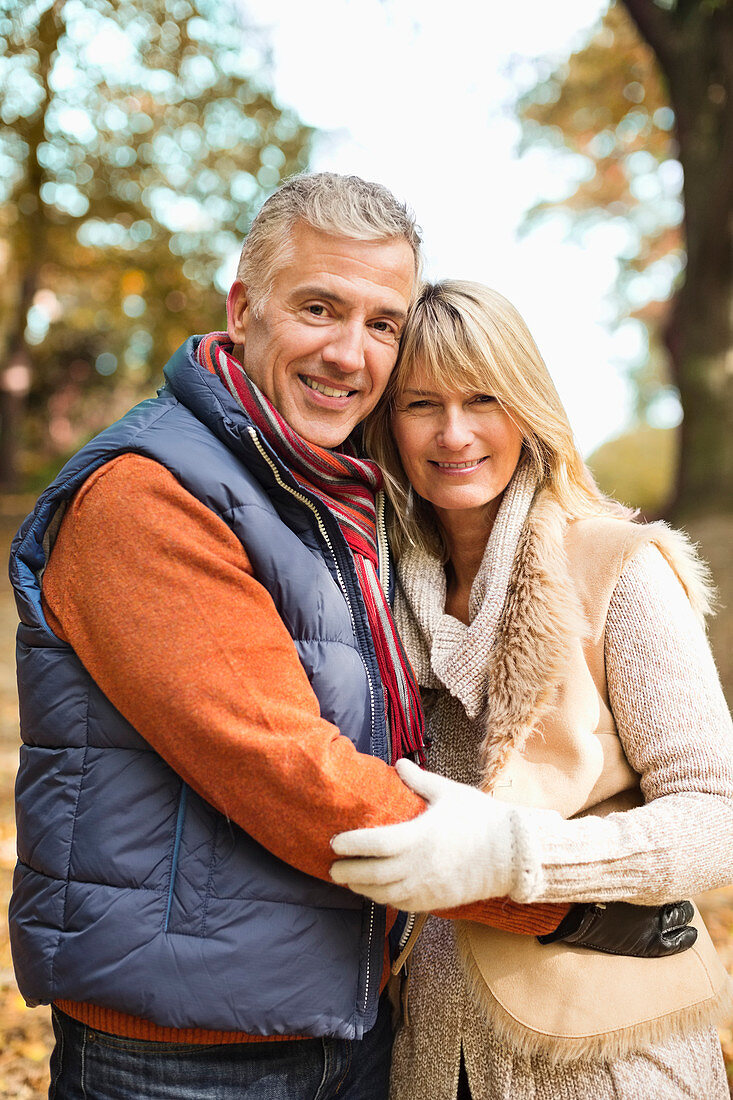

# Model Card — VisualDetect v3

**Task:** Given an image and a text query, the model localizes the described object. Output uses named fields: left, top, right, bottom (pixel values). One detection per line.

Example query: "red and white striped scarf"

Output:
left=197, top=332, right=426, bottom=765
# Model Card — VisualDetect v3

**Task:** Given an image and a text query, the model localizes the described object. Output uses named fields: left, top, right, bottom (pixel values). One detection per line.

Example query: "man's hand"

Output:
left=330, top=759, right=535, bottom=911
left=537, top=899, right=698, bottom=956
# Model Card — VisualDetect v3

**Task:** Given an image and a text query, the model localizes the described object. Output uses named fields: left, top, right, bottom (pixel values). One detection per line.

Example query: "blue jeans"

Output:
left=49, top=997, right=393, bottom=1100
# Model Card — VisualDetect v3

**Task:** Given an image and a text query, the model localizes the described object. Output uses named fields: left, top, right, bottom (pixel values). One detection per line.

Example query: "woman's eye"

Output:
left=472, top=393, right=496, bottom=405
left=406, top=399, right=435, bottom=410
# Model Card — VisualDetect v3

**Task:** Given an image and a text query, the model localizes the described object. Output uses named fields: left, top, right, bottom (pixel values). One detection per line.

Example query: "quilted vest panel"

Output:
left=9, top=337, right=389, bottom=1039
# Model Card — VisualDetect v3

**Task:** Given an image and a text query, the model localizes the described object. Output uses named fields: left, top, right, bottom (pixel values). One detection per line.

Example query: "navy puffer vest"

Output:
left=9, top=337, right=393, bottom=1039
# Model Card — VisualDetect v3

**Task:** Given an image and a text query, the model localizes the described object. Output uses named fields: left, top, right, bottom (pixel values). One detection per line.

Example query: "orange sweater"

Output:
left=42, top=454, right=567, bottom=1042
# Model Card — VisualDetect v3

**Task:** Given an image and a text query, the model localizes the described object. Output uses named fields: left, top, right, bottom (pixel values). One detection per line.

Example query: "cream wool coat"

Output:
left=390, top=465, right=732, bottom=1098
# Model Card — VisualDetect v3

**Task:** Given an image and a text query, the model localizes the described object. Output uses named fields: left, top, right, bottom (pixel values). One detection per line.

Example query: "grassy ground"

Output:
left=0, top=505, right=731, bottom=1097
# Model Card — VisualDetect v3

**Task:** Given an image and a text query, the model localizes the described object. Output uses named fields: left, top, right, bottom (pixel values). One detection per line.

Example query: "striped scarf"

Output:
left=197, top=333, right=426, bottom=765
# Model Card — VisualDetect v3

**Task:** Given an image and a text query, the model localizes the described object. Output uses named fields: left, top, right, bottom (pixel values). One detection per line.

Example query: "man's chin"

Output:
left=290, top=409, right=359, bottom=450
left=300, top=427, right=354, bottom=449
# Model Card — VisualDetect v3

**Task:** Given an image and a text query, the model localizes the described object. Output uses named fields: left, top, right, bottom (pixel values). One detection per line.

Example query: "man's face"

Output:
left=227, top=222, right=415, bottom=448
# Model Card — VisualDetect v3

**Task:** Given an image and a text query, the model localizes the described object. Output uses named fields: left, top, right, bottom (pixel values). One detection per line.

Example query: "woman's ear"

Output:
left=226, top=280, right=249, bottom=345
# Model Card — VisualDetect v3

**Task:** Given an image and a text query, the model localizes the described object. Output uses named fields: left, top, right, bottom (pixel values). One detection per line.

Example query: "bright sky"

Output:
left=238, top=0, right=640, bottom=455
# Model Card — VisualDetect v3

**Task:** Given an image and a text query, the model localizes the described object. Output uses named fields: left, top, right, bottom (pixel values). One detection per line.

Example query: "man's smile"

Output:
left=299, top=374, right=358, bottom=400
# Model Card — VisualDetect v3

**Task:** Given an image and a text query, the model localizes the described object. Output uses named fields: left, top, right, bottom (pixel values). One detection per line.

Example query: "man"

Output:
left=9, top=173, right=564, bottom=1098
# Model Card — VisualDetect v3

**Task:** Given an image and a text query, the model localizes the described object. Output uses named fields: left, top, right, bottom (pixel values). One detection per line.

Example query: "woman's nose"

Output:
left=437, top=410, right=473, bottom=449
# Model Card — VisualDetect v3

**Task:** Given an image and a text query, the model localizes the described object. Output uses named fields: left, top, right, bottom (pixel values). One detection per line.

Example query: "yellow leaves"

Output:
left=520, top=2, right=672, bottom=166
left=14, top=1041, right=47, bottom=1063
left=121, top=269, right=146, bottom=296
left=0, top=837, right=16, bottom=872
left=0, top=998, right=53, bottom=1099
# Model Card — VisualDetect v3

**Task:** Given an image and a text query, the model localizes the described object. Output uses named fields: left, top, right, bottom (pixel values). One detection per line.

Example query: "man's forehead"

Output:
left=273, top=227, right=415, bottom=306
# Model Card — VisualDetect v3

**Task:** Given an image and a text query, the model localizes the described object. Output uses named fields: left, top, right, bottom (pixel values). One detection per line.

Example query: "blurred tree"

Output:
left=519, top=0, right=733, bottom=518
left=0, top=0, right=312, bottom=488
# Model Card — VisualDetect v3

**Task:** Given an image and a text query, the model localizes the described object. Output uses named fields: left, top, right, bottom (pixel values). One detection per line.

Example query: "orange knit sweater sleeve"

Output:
left=40, top=453, right=566, bottom=935
left=41, top=453, right=426, bottom=883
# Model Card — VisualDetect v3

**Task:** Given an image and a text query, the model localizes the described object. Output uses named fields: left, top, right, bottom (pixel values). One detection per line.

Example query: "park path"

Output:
left=0, top=506, right=731, bottom=1097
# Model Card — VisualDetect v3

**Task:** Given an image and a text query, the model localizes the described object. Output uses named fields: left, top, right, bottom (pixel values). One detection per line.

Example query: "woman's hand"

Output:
left=330, top=759, right=552, bottom=911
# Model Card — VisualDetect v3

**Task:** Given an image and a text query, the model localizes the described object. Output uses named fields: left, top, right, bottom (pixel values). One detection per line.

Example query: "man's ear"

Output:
left=226, top=280, right=250, bottom=345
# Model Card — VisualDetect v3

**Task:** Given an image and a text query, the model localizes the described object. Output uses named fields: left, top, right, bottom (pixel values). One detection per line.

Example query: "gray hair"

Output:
left=236, top=172, right=422, bottom=314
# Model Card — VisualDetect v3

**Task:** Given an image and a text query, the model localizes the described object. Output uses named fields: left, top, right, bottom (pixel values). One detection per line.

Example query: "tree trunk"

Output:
left=622, top=0, right=733, bottom=519
left=0, top=266, right=38, bottom=489
left=665, top=6, right=733, bottom=519
left=666, top=214, right=733, bottom=519
left=0, top=384, right=29, bottom=492
left=0, top=1, right=62, bottom=489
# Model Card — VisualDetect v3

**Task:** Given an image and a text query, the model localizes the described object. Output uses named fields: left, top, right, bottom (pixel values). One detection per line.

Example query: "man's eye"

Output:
left=307, top=304, right=327, bottom=316
left=371, top=320, right=397, bottom=336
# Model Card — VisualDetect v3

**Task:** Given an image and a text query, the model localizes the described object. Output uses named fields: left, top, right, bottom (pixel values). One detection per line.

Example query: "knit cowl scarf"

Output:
left=197, top=332, right=426, bottom=766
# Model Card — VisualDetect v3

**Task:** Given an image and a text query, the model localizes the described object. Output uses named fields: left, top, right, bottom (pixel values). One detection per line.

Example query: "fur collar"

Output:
left=478, top=488, right=587, bottom=790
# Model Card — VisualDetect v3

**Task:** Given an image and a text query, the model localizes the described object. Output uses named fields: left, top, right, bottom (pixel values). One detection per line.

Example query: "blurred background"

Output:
left=0, top=0, right=731, bottom=1094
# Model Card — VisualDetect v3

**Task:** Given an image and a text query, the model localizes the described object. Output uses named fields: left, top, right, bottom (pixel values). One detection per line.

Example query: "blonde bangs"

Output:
left=394, top=291, right=512, bottom=404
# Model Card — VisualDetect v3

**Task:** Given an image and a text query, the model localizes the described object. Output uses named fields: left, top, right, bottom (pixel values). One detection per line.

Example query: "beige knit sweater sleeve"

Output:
left=523, top=542, right=733, bottom=905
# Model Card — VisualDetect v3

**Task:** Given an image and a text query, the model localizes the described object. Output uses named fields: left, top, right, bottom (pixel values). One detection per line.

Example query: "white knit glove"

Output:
left=330, top=759, right=542, bottom=911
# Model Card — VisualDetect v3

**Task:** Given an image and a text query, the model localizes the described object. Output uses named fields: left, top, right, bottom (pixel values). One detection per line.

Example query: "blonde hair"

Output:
left=364, top=280, right=630, bottom=560
left=236, top=172, right=422, bottom=315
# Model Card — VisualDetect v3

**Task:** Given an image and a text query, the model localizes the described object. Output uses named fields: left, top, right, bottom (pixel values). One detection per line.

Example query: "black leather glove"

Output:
left=537, top=900, right=697, bottom=957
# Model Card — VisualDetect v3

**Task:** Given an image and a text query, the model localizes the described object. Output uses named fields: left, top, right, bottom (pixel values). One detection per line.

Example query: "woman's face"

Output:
left=391, top=364, right=524, bottom=519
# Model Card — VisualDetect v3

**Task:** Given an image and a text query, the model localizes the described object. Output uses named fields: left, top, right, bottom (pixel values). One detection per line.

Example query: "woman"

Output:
left=331, top=281, right=733, bottom=1099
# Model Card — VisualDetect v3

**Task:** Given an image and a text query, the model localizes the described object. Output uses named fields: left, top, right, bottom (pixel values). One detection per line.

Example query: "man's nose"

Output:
left=322, top=321, right=366, bottom=374
left=437, top=409, right=473, bottom=450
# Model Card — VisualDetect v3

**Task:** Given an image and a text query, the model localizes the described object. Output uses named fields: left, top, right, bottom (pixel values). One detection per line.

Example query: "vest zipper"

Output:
left=397, top=911, right=416, bottom=953
left=375, top=490, right=422, bottom=965
left=164, top=782, right=188, bottom=933
left=247, top=428, right=379, bottom=735
left=247, top=426, right=380, bottom=1018
left=392, top=911, right=428, bottom=974
left=376, top=490, right=419, bottom=963
left=375, top=490, right=390, bottom=597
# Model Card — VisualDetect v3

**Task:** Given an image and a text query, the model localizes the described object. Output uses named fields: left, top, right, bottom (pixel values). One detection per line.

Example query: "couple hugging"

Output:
left=9, top=172, right=733, bottom=1099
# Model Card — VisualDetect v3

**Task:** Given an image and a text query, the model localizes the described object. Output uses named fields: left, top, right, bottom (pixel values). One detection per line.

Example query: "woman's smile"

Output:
left=391, top=368, right=524, bottom=518
left=430, top=456, right=488, bottom=472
